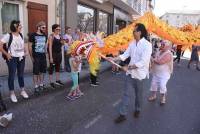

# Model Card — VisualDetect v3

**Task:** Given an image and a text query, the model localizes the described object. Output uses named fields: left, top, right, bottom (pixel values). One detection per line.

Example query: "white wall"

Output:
left=161, top=13, right=200, bottom=27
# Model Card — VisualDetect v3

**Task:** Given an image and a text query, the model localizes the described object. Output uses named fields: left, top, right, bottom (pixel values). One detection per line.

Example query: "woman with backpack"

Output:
left=0, top=20, right=29, bottom=103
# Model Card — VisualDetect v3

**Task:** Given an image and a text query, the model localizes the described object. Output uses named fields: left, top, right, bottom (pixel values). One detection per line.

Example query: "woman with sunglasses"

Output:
left=0, top=20, right=29, bottom=102
left=48, top=24, right=65, bottom=88
left=148, top=40, right=173, bottom=105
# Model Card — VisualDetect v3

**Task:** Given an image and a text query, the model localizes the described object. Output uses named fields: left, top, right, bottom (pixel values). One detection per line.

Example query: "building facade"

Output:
left=64, top=0, right=154, bottom=34
left=160, top=11, right=200, bottom=27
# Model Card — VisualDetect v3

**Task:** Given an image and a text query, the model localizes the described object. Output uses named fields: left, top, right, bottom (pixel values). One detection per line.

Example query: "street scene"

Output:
left=0, top=0, right=200, bottom=134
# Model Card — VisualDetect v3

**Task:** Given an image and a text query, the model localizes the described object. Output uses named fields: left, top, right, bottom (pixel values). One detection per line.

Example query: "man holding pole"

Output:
left=109, top=23, right=152, bottom=123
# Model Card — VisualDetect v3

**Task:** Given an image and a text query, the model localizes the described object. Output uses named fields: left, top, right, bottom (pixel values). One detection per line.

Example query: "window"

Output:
left=1, top=2, right=19, bottom=34
left=98, top=11, right=108, bottom=34
left=77, top=5, right=95, bottom=33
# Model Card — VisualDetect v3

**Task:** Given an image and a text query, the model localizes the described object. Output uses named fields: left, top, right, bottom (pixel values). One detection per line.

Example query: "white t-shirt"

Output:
left=1, top=33, right=25, bottom=57
left=69, top=56, right=82, bottom=73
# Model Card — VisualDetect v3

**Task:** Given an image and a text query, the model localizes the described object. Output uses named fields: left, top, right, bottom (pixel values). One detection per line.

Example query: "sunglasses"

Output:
left=55, top=28, right=61, bottom=31
left=41, top=26, right=46, bottom=29
left=15, top=24, right=22, bottom=28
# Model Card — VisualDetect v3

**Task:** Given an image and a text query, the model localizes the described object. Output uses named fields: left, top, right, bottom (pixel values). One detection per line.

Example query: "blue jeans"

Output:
left=70, top=72, right=78, bottom=91
left=119, top=75, right=145, bottom=115
left=6, top=57, right=25, bottom=91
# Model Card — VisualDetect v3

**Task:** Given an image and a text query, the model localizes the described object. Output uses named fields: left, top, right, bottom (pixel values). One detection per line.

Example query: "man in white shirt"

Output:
left=111, top=23, right=152, bottom=123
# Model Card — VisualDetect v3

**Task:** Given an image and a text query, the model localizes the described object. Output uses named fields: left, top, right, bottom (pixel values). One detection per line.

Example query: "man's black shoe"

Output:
left=50, top=83, right=56, bottom=89
left=39, top=85, right=48, bottom=92
left=55, top=80, right=64, bottom=86
left=39, top=85, right=44, bottom=91
left=34, top=87, right=40, bottom=95
left=134, top=111, right=140, bottom=118
left=114, top=115, right=126, bottom=124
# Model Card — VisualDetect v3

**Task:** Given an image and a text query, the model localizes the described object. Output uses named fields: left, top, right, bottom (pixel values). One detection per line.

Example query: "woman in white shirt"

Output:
left=148, top=40, right=173, bottom=105
left=0, top=20, right=29, bottom=103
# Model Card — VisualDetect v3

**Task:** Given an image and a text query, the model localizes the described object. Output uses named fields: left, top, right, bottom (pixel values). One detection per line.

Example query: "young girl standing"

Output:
left=67, top=54, right=83, bottom=100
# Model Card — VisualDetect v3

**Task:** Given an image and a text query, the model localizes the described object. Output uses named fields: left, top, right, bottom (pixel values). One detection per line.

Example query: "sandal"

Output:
left=160, top=96, right=166, bottom=105
left=148, top=95, right=157, bottom=101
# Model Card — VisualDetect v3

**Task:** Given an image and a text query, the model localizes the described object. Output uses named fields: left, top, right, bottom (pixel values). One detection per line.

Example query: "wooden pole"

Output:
left=99, top=53, right=122, bottom=68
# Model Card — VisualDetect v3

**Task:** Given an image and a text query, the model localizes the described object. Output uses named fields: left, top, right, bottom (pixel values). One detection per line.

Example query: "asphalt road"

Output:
left=0, top=61, right=200, bottom=134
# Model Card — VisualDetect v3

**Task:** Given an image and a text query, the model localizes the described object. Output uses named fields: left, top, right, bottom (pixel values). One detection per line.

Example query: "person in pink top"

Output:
left=148, top=40, right=173, bottom=105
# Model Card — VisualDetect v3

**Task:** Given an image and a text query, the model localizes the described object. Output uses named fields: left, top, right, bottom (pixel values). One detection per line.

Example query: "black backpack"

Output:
left=2, top=33, right=23, bottom=60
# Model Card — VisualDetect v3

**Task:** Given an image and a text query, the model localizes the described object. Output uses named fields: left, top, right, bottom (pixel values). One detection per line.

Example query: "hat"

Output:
left=36, top=21, right=46, bottom=28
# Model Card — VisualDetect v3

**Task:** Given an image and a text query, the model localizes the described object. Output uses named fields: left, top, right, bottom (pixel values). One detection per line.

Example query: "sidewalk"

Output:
left=0, top=61, right=111, bottom=99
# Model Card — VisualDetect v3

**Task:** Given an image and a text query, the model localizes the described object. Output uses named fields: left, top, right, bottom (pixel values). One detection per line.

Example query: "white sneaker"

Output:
left=20, top=90, right=29, bottom=99
left=0, top=116, right=9, bottom=127
left=10, top=94, right=18, bottom=103
left=2, top=113, right=13, bottom=122
left=90, top=83, right=99, bottom=87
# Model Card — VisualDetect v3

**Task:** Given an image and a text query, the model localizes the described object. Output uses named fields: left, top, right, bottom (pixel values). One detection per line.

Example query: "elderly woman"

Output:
left=148, top=40, right=173, bottom=105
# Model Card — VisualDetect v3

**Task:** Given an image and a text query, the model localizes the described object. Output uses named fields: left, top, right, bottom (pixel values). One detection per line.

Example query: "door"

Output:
left=27, top=2, right=48, bottom=35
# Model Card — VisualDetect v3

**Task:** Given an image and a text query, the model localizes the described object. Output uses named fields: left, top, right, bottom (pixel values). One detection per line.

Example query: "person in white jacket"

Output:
left=148, top=40, right=173, bottom=105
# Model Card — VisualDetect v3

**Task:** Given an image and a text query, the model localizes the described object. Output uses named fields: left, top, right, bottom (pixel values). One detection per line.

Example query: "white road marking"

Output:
left=112, top=99, right=121, bottom=107
left=84, top=114, right=102, bottom=129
